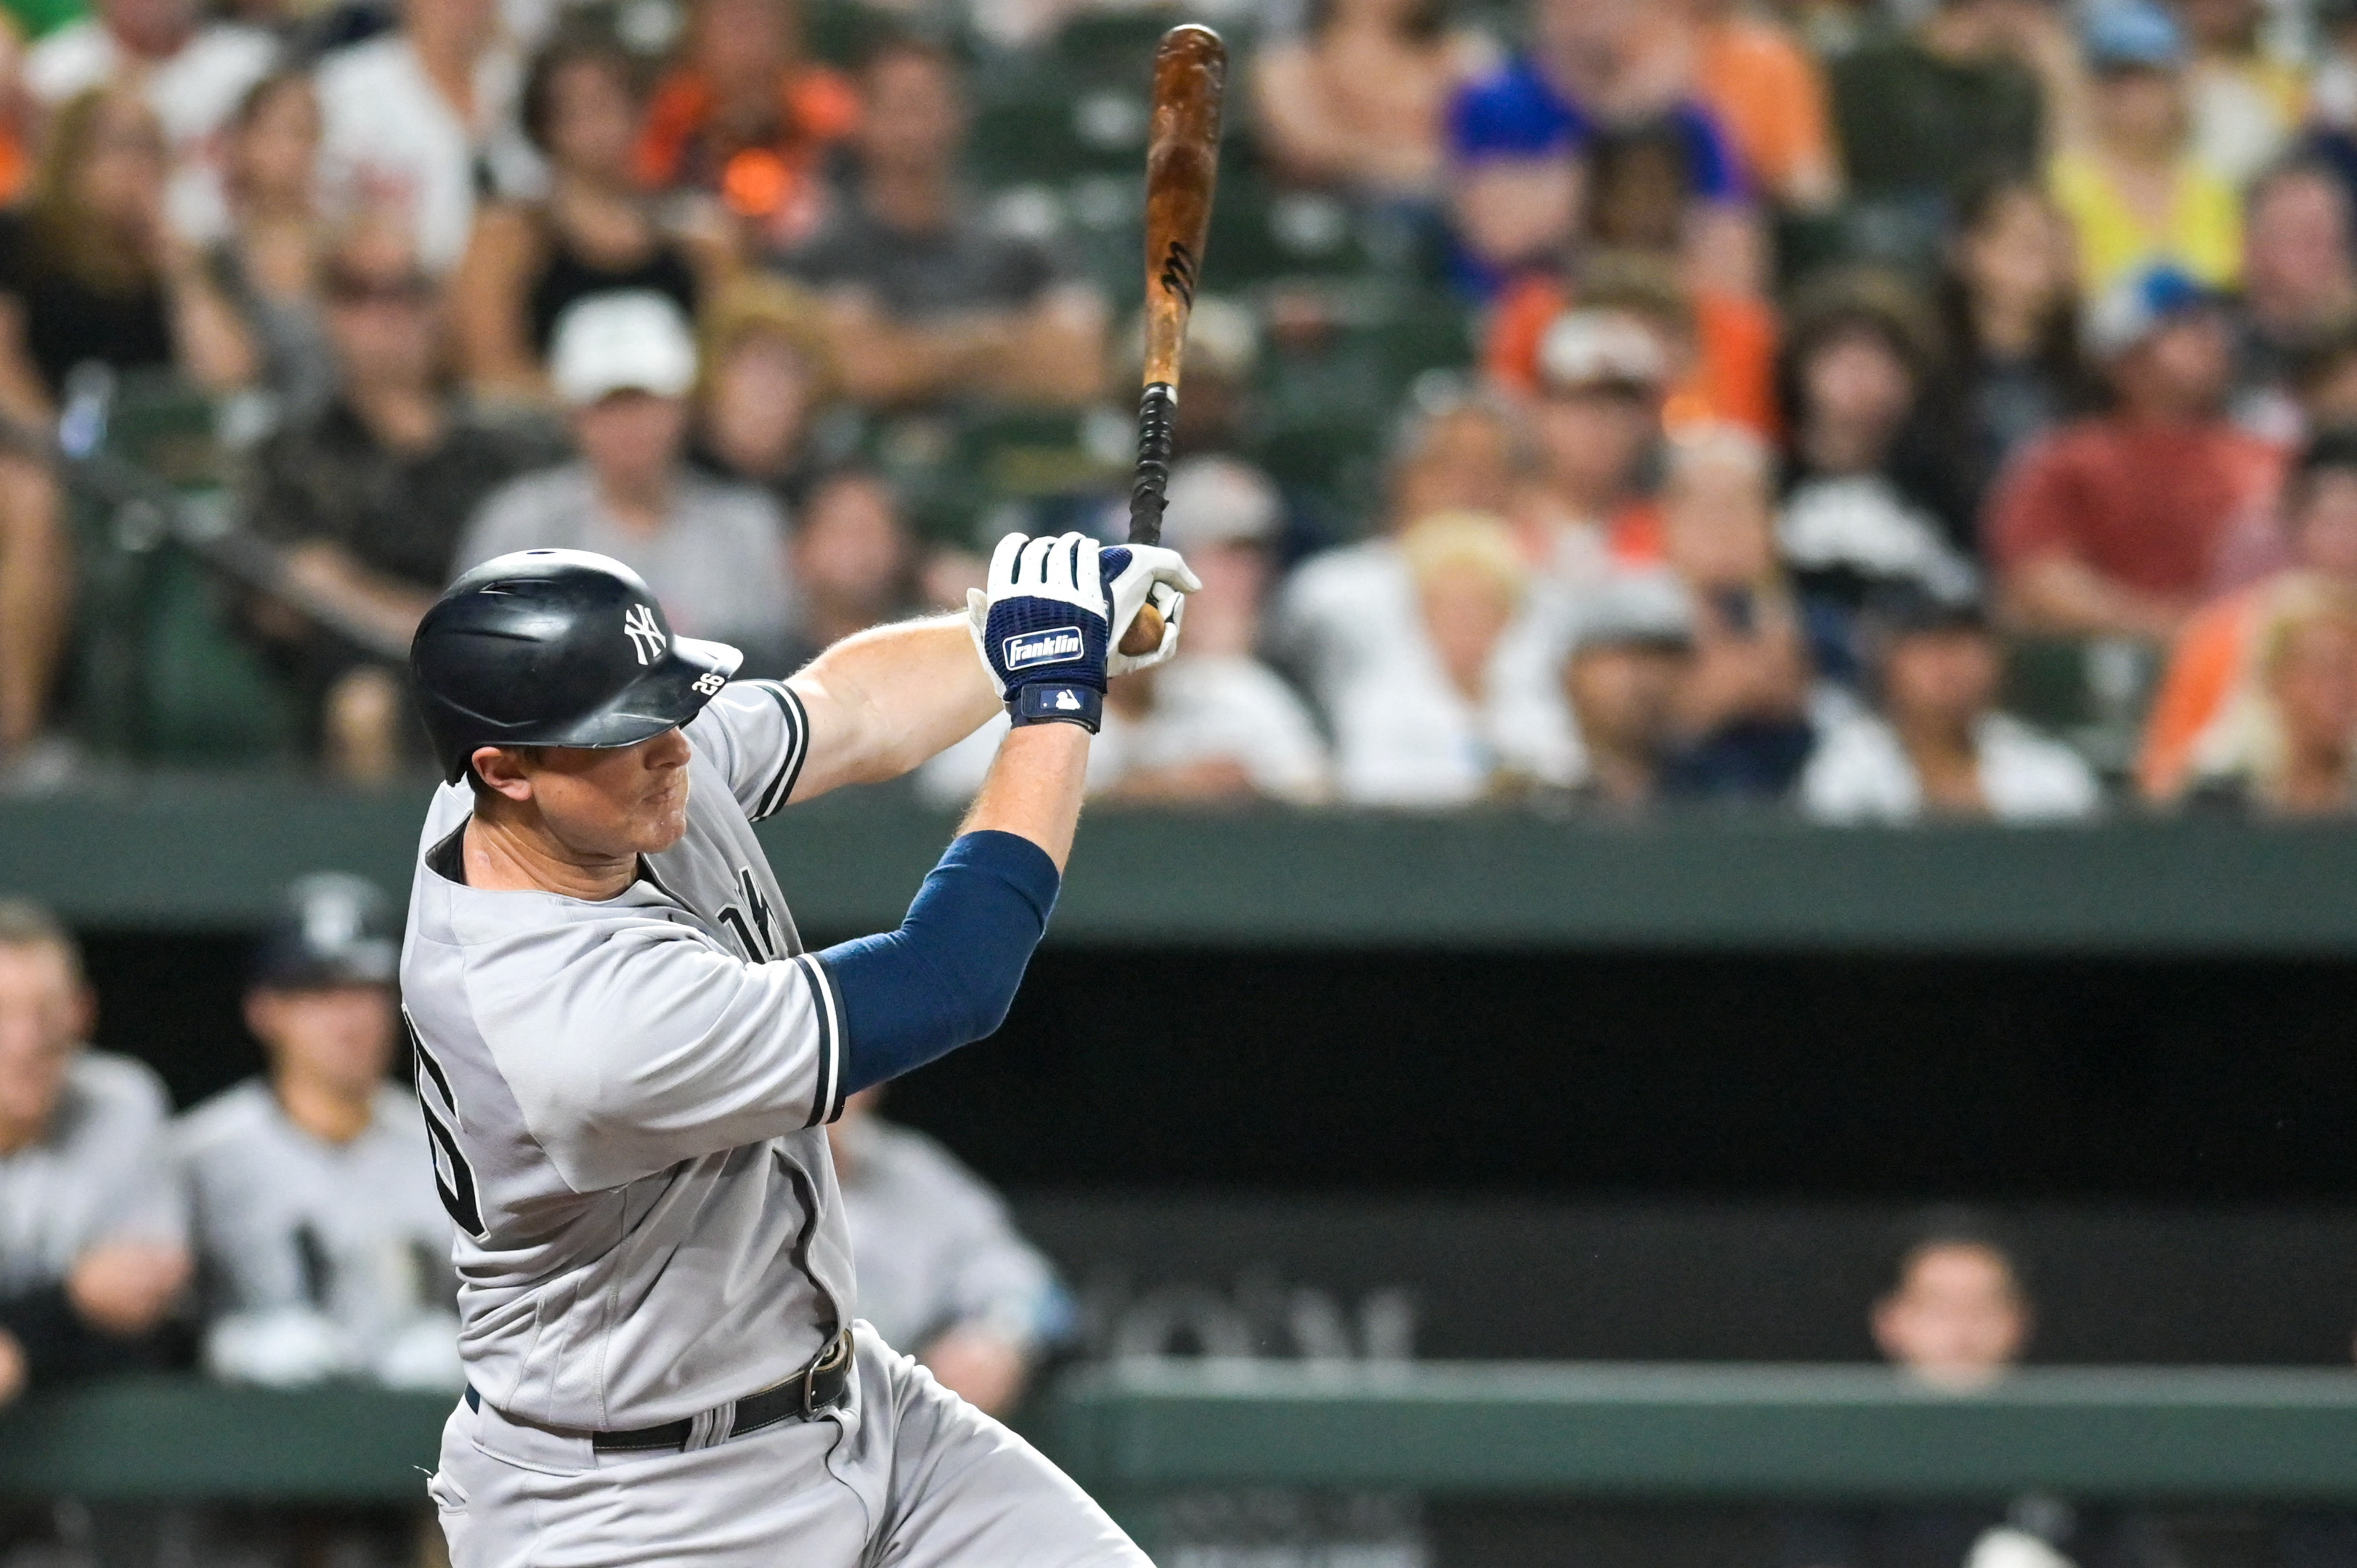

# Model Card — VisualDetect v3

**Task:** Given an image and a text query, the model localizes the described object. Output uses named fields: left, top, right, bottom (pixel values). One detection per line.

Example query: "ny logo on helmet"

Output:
left=622, top=604, right=667, bottom=665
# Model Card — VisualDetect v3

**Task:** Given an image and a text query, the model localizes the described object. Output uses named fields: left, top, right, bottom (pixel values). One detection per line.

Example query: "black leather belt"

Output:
left=465, top=1328, right=853, bottom=1455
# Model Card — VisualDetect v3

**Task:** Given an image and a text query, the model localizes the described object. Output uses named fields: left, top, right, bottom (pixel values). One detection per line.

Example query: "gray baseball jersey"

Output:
left=835, top=1114, right=1063, bottom=1355
left=176, top=1081, right=455, bottom=1339
left=0, top=1051, right=184, bottom=1293
left=399, top=679, right=853, bottom=1431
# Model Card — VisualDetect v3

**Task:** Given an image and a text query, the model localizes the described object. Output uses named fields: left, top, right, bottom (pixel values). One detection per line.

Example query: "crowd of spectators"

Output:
left=12, top=0, right=2357, bottom=821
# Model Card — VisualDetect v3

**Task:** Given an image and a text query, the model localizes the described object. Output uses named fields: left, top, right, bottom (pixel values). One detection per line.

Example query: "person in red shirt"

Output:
left=1989, top=264, right=2284, bottom=641
left=634, top=0, right=859, bottom=256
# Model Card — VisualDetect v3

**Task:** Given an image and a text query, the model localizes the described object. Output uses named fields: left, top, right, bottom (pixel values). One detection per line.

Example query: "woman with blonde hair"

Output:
left=1328, top=509, right=1578, bottom=806
left=2183, top=582, right=2357, bottom=815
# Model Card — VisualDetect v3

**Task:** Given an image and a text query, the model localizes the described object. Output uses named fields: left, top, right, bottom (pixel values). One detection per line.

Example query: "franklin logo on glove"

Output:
left=1002, top=628, right=1085, bottom=671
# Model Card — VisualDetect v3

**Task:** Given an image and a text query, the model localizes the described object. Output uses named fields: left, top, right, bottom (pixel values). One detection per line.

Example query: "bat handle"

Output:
left=1119, top=381, right=1177, bottom=657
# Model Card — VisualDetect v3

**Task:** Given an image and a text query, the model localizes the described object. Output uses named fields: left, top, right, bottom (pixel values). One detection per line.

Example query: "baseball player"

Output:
left=829, top=1086, right=1068, bottom=1417
left=0, top=898, right=187, bottom=1412
left=177, top=873, right=459, bottom=1392
left=402, top=533, right=1195, bottom=1567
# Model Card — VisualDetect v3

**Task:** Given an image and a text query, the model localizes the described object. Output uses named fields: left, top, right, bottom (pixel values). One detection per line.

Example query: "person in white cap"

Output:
left=457, top=292, right=798, bottom=673
left=1514, top=306, right=1672, bottom=593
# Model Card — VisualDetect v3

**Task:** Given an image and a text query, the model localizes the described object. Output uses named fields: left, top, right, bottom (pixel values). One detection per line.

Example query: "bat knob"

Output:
left=1119, top=601, right=1167, bottom=659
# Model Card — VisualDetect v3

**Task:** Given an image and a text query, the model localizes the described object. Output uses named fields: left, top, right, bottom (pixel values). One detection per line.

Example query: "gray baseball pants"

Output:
left=427, top=1322, right=1147, bottom=1567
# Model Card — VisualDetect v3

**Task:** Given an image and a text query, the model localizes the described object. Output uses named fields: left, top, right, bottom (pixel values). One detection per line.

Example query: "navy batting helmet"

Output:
left=253, top=872, right=399, bottom=989
left=410, top=550, right=742, bottom=783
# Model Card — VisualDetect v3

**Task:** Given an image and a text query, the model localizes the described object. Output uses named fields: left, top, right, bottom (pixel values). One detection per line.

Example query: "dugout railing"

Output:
left=4, top=1366, right=2354, bottom=1504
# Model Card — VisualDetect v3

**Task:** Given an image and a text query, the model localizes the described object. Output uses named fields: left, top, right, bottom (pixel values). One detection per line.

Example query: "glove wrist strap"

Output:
left=1007, top=683, right=1103, bottom=734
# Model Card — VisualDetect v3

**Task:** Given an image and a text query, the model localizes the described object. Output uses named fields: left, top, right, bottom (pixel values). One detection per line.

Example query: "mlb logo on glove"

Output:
left=1001, top=628, right=1086, bottom=671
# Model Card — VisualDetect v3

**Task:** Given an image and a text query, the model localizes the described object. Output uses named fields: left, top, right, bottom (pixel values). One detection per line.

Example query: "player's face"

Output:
left=246, top=983, right=397, bottom=1100
left=0, top=943, right=88, bottom=1145
left=519, top=729, right=697, bottom=859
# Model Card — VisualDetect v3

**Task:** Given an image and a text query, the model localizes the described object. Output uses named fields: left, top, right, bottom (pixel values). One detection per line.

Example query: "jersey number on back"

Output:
left=405, top=1009, right=487, bottom=1238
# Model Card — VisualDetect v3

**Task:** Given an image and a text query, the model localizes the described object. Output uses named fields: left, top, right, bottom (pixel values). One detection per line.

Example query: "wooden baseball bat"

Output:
left=1118, top=23, right=1226, bottom=657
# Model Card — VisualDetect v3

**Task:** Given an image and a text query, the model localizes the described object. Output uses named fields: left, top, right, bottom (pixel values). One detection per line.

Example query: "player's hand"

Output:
left=67, top=1240, right=191, bottom=1336
left=964, top=532, right=1114, bottom=729
left=1099, top=543, right=1201, bottom=677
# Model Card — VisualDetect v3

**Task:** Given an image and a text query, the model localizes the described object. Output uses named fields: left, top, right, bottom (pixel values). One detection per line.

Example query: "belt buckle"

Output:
left=800, top=1330, right=848, bottom=1417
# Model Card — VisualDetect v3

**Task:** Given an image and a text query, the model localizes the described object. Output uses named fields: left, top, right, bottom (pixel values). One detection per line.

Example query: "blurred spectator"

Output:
left=1325, top=510, right=1576, bottom=806
left=1553, top=572, right=1695, bottom=813
left=460, top=291, right=796, bottom=670
left=691, top=275, right=837, bottom=503
left=244, top=222, right=555, bottom=782
left=828, top=1087, right=1063, bottom=1417
left=1801, top=582, right=2098, bottom=824
left=1272, top=389, right=1525, bottom=708
left=178, top=874, right=458, bottom=1391
left=1775, top=274, right=1978, bottom=615
left=1827, top=0, right=2061, bottom=221
left=2177, top=580, right=2357, bottom=814
left=634, top=0, right=856, bottom=256
left=1509, top=306, right=1669, bottom=589
left=1252, top=0, right=1498, bottom=204
left=1991, top=265, right=2282, bottom=642
left=2048, top=1, right=2242, bottom=296
left=922, top=457, right=1331, bottom=807
left=0, top=898, right=188, bottom=1410
left=1485, top=248, right=1780, bottom=441
left=2230, top=161, right=2357, bottom=417
left=1872, top=1216, right=2029, bottom=1388
left=23, top=0, right=276, bottom=241
left=1445, top=0, right=1758, bottom=300
left=1653, top=423, right=1818, bottom=797
left=782, top=467, right=915, bottom=669
left=2178, top=0, right=2303, bottom=187
left=211, top=70, right=333, bottom=422
left=0, top=86, right=256, bottom=779
left=779, top=36, right=1105, bottom=410
left=1936, top=179, right=2097, bottom=521
left=0, top=85, right=258, bottom=403
left=1679, top=0, right=1841, bottom=213
left=315, top=0, right=538, bottom=274
left=2142, top=428, right=2357, bottom=799
left=454, top=34, right=721, bottom=405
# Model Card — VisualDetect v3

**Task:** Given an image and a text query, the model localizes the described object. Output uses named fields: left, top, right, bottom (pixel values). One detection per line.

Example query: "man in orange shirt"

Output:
left=2139, top=428, right=2357, bottom=800
left=1681, top=0, right=1843, bottom=211
left=1511, top=306, right=1672, bottom=584
left=1485, top=251, right=1779, bottom=440
left=635, top=0, right=859, bottom=255
left=1989, top=264, right=2283, bottom=640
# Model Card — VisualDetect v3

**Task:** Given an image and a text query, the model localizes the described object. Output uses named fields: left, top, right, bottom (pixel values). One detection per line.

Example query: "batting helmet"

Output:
left=252, top=872, right=399, bottom=989
left=411, top=550, right=742, bottom=783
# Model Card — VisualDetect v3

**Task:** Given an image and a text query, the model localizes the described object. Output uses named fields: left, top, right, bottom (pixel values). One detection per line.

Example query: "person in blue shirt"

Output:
left=1444, top=0, right=1758, bottom=300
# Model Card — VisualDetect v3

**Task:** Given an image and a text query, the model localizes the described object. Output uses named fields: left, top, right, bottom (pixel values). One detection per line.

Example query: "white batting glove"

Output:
left=1099, top=543, right=1201, bottom=677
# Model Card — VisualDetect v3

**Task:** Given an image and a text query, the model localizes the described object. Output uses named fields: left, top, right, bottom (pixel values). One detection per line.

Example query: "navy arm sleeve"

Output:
left=817, top=829, right=1061, bottom=1097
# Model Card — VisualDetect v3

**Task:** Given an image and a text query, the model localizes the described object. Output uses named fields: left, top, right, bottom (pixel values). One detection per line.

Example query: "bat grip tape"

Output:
left=1127, top=381, right=1177, bottom=546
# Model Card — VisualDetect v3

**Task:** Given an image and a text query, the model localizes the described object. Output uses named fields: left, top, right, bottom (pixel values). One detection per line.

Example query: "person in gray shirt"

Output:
left=177, top=874, right=458, bottom=1392
left=457, top=292, right=797, bottom=673
left=829, top=1086, right=1066, bottom=1416
left=0, top=899, right=187, bottom=1408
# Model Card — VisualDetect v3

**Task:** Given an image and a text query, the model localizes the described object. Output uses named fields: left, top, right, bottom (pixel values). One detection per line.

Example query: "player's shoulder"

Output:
left=69, top=1050, right=174, bottom=1127
left=172, top=1078, right=280, bottom=1158
left=860, top=1118, right=1005, bottom=1214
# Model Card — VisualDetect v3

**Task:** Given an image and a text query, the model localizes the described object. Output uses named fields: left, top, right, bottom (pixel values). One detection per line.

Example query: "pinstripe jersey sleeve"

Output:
left=464, top=916, right=845, bottom=1193
left=685, top=680, right=813, bottom=821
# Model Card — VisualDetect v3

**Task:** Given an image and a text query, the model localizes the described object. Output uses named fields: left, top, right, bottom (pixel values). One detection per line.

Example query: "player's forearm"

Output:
left=787, top=616, right=1003, bottom=797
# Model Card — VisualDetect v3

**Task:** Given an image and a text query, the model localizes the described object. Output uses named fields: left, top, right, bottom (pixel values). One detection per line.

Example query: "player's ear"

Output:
left=471, top=747, right=535, bottom=803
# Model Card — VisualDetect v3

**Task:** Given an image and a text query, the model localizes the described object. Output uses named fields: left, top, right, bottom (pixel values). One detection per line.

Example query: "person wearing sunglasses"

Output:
left=240, top=219, right=559, bottom=782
